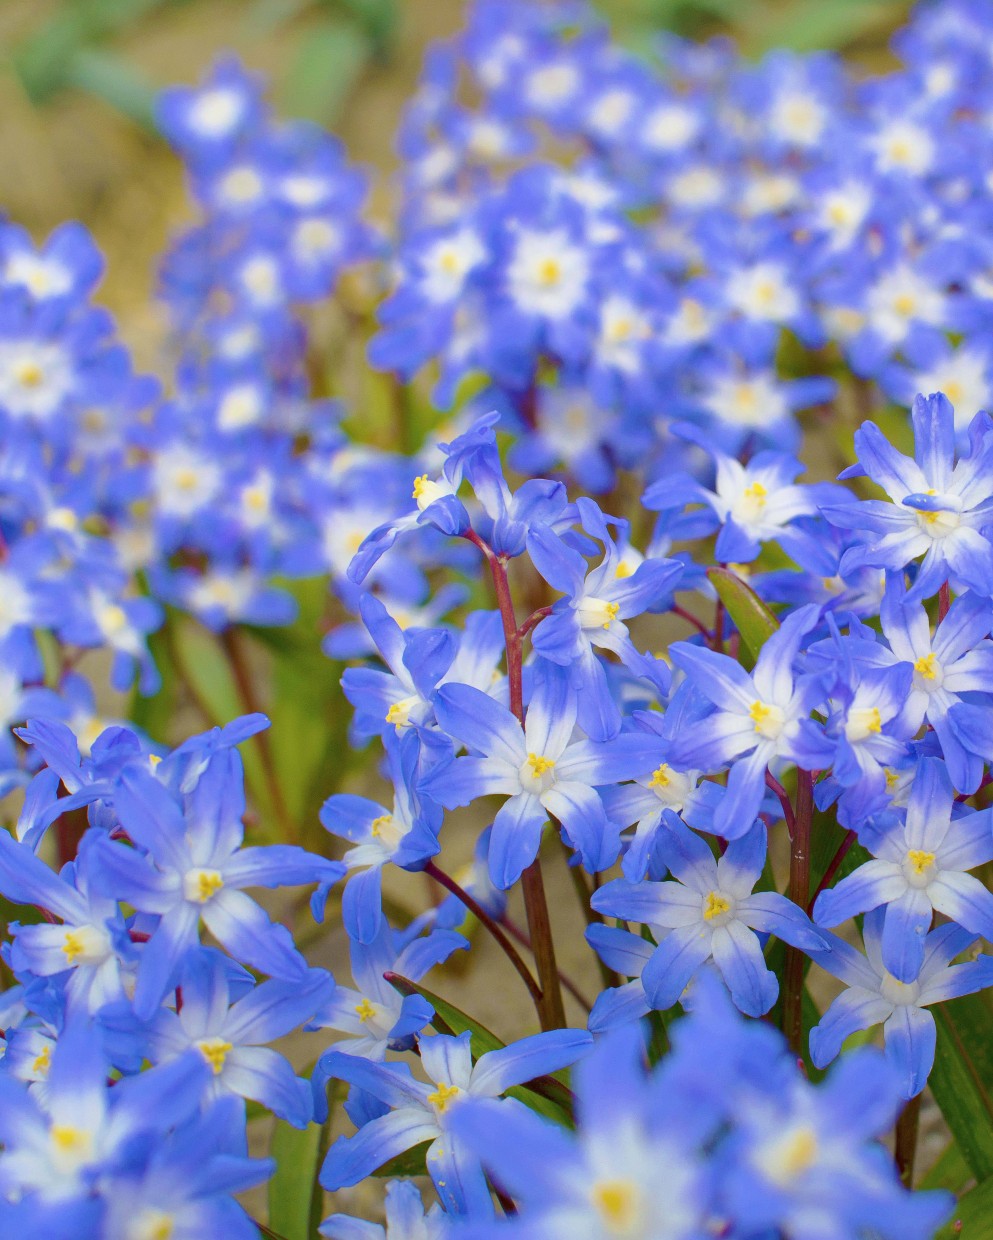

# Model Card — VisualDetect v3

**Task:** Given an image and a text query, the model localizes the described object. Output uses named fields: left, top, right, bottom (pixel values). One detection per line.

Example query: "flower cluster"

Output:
left=3, top=0, right=993, bottom=1235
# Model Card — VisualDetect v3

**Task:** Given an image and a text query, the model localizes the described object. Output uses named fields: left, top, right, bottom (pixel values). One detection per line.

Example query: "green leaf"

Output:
left=165, top=616, right=272, bottom=828
left=706, top=566, right=779, bottom=668
left=268, top=1120, right=324, bottom=1240
left=62, top=47, right=157, bottom=129
left=375, top=1140, right=430, bottom=1178
left=280, top=17, right=371, bottom=124
left=937, top=1174, right=993, bottom=1239
left=753, top=0, right=905, bottom=54
left=385, top=972, right=504, bottom=1056
left=930, top=994, right=993, bottom=1181
left=255, top=579, right=351, bottom=847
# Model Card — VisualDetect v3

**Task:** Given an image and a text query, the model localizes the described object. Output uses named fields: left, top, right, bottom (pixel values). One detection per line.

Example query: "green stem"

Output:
left=782, top=768, right=813, bottom=1057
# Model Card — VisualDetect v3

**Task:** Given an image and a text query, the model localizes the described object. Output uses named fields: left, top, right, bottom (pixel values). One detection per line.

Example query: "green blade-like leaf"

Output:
left=255, top=578, right=351, bottom=847
left=280, top=17, right=370, bottom=124
left=937, top=1174, right=993, bottom=1239
left=268, top=1119, right=324, bottom=1240
left=385, top=972, right=504, bottom=1056
left=375, top=1140, right=430, bottom=1178
left=930, top=995, right=993, bottom=1181
left=706, top=566, right=780, bottom=668
left=754, top=0, right=906, bottom=54
left=166, top=616, right=272, bottom=829
left=62, top=47, right=157, bottom=130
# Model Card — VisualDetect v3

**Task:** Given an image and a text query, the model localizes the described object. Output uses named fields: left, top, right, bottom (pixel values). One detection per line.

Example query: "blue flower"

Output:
left=813, top=756, right=993, bottom=981
left=425, top=664, right=658, bottom=887
left=664, top=605, right=833, bottom=837
left=809, top=910, right=993, bottom=1097
left=593, top=816, right=825, bottom=1016
left=316, top=1027, right=592, bottom=1214
left=823, top=392, right=993, bottom=601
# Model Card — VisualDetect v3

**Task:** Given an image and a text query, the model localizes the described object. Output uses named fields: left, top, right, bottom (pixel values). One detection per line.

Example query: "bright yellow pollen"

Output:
left=197, top=1037, right=233, bottom=1075
left=649, top=763, right=672, bottom=789
left=755, top=281, right=777, bottom=306
left=743, top=481, right=768, bottom=507
left=192, top=870, right=224, bottom=903
left=749, top=700, right=772, bottom=731
left=412, top=474, right=430, bottom=500
left=50, top=1124, right=90, bottom=1154
left=174, top=467, right=199, bottom=492
left=149, top=753, right=163, bottom=767
left=355, top=999, right=377, bottom=1022
left=32, top=1045, right=52, bottom=1077
left=526, top=753, right=556, bottom=776
left=863, top=707, right=882, bottom=733
left=438, top=250, right=460, bottom=273
left=427, top=1081, right=461, bottom=1112
left=15, top=361, right=44, bottom=388
left=386, top=703, right=407, bottom=725
left=591, top=1179, right=639, bottom=1229
left=614, top=561, right=633, bottom=579
left=945, top=380, right=963, bottom=404
left=537, top=257, right=561, bottom=284
left=600, top=601, right=620, bottom=629
left=884, top=768, right=900, bottom=791
left=893, top=293, right=917, bottom=317
left=62, top=930, right=86, bottom=964
left=370, top=815, right=393, bottom=838
left=914, top=653, right=938, bottom=679
left=703, top=891, right=731, bottom=920
left=907, top=849, right=936, bottom=877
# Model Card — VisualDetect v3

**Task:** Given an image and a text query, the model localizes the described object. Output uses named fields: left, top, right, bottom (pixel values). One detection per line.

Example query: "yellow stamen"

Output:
left=537, top=257, right=561, bottom=284
left=62, top=929, right=86, bottom=964
left=370, top=815, right=392, bottom=838
left=15, top=361, right=43, bottom=388
left=187, top=869, right=224, bottom=903
left=32, top=1045, right=52, bottom=1077
left=600, top=601, right=620, bottom=629
left=743, top=481, right=768, bottom=507
left=914, top=653, right=938, bottom=679
left=893, top=292, right=916, bottom=316
left=197, top=1037, right=233, bottom=1075
left=648, top=763, right=672, bottom=789
left=412, top=474, right=430, bottom=500
left=862, top=708, right=882, bottom=733
left=354, top=999, right=377, bottom=1022
left=427, top=1081, right=461, bottom=1112
left=591, top=1179, right=639, bottom=1230
left=779, top=1127, right=818, bottom=1178
left=614, top=561, right=633, bottom=579
left=907, top=849, right=936, bottom=877
left=749, top=701, right=772, bottom=730
left=526, top=753, right=555, bottom=776
left=703, top=891, right=731, bottom=921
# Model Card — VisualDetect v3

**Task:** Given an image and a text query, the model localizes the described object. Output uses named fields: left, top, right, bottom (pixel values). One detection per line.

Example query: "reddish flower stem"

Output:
left=782, top=769, right=814, bottom=1057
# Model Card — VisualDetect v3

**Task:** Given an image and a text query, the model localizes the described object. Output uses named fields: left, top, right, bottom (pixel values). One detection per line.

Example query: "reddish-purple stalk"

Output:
left=808, top=828, right=857, bottom=914
left=423, top=861, right=542, bottom=1008
left=465, top=530, right=567, bottom=1030
left=938, top=581, right=951, bottom=622
left=765, top=770, right=796, bottom=836
left=782, top=768, right=814, bottom=1057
